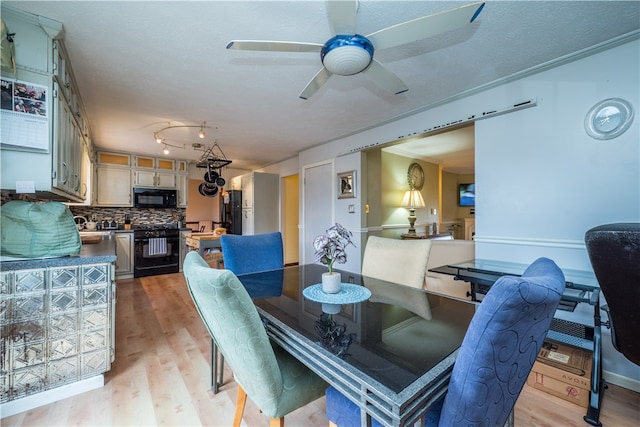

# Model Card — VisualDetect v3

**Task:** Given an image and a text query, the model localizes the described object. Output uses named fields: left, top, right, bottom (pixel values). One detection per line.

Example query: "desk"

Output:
left=429, top=259, right=604, bottom=427
left=236, top=264, right=476, bottom=427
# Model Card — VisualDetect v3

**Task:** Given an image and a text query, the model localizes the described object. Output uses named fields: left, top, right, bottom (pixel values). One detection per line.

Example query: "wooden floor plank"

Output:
left=2, top=272, right=638, bottom=426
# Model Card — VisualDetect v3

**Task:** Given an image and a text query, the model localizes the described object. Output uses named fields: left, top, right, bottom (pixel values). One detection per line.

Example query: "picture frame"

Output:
left=338, top=171, right=356, bottom=199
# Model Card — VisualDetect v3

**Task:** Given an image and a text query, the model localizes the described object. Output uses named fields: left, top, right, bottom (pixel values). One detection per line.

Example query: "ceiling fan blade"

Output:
left=299, top=67, right=333, bottom=100
left=226, top=40, right=323, bottom=52
left=366, top=1, right=485, bottom=51
left=327, top=0, right=358, bottom=35
left=362, top=59, right=408, bottom=95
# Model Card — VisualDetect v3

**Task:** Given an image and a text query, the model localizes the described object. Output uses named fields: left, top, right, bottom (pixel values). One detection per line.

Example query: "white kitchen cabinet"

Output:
left=0, top=12, right=90, bottom=203
left=230, top=175, right=242, bottom=191
left=156, top=171, right=176, bottom=188
left=51, top=43, right=88, bottom=201
left=97, top=151, right=130, bottom=167
left=96, top=166, right=132, bottom=206
left=133, top=169, right=176, bottom=188
left=79, top=140, right=92, bottom=203
left=179, top=229, right=190, bottom=272
left=242, top=208, right=254, bottom=236
left=115, top=233, right=134, bottom=277
left=177, top=173, right=188, bottom=207
left=177, top=160, right=188, bottom=174
left=134, top=155, right=155, bottom=169
left=241, top=173, right=254, bottom=207
left=237, top=172, right=279, bottom=235
left=133, top=155, right=177, bottom=188
left=68, top=139, right=93, bottom=206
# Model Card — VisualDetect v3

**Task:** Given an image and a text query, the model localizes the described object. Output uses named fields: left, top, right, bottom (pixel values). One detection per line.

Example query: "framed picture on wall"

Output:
left=338, top=171, right=356, bottom=199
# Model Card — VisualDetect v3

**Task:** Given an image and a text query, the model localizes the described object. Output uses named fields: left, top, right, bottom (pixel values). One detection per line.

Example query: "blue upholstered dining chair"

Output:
left=206, top=232, right=285, bottom=392
left=221, top=231, right=284, bottom=275
left=183, top=252, right=327, bottom=427
left=326, top=257, right=566, bottom=427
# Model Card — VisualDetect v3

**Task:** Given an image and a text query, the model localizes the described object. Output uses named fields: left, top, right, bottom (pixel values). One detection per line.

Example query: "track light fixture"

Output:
left=152, top=121, right=215, bottom=155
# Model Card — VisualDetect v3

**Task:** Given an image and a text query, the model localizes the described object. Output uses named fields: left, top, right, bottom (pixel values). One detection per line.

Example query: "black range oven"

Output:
left=133, top=226, right=180, bottom=278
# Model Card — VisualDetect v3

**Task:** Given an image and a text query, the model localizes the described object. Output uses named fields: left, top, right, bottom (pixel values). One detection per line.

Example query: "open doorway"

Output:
left=377, top=123, right=475, bottom=239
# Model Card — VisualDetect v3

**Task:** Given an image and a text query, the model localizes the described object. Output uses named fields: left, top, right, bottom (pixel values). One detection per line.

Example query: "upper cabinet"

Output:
left=133, top=155, right=177, bottom=188
left=96, top=150, right=189, bottom=205
left=177, top=174, right=188, bottom=208
left=98, top=151, right=130, bottom=167
left=0, top=7, right=93, bottom=203
left=96, top=166, right=132, bottom=206
left=177, top=160, right=188, bottom=174
left=95, top=151, right=132, bottom=206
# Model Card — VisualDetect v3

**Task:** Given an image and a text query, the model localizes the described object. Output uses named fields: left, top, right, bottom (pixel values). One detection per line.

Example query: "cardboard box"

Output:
left=527, top=371, right=590, bottom=407
left=526, top=339, right=593, bottom=407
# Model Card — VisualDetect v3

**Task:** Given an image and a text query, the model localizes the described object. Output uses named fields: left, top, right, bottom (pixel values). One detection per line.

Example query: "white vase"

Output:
left=322, top=272, right=342, bottom=294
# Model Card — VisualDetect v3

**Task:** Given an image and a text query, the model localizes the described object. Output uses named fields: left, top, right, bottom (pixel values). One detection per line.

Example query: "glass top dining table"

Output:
left=235, top=263, right=477, bottom=427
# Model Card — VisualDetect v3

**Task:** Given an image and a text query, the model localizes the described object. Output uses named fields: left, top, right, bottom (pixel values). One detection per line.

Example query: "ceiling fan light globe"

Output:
left=321, top=34, right=374, bottom=76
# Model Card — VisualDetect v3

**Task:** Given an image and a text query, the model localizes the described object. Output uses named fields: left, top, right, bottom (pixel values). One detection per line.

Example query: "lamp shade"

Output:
left=401, top=190, right=425, bottom=208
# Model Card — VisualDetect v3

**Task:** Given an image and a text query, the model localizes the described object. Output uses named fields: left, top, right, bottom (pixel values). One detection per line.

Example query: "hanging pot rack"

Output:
left=194, top=142, right=232, bottom=169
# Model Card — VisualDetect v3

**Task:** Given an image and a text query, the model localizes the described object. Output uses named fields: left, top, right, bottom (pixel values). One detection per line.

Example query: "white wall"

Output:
left=266, top=38, right=640, bottom=386
left=475, top=40, right=639, bottom=271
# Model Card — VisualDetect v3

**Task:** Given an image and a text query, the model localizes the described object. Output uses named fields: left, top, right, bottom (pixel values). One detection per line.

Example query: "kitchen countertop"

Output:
left=0, top=234, right=117, bottom=271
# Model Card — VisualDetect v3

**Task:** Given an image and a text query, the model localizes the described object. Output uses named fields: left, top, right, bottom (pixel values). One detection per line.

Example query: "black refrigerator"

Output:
left=222, top=190, right=242, bottom=234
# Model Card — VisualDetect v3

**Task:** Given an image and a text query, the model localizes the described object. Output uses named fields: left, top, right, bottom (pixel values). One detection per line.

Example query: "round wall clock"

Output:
left=407, top=162, right=424, bottom=190
left=584, top=98, right=634, bottom=140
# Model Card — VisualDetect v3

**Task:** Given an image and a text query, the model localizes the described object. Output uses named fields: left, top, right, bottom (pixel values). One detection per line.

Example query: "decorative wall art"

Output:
left=338, top=171, right=356, bottom=199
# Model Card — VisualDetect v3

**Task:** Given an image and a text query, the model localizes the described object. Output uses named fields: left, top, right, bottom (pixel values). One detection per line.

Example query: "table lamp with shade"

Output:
left=401, top=190, right=425, bottom=235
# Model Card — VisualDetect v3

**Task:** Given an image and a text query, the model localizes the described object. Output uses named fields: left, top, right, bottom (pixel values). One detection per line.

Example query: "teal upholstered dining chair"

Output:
left=206, top=231, right=284, bottom=393
left=183, top=252, right=327, bottom=427
left=326, top=257, right=566, bottom=427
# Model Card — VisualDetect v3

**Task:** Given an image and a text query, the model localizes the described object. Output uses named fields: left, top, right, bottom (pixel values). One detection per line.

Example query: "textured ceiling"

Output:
left=5, top=1, right=640, bottom=173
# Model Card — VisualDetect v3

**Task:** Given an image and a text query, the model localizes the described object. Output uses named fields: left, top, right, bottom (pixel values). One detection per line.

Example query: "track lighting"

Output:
left=152, top=121, right=215, bottom=155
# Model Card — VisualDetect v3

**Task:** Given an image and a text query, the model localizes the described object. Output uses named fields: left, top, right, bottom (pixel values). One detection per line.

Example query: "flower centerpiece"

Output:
left=313, top=223, right=355, bottom=293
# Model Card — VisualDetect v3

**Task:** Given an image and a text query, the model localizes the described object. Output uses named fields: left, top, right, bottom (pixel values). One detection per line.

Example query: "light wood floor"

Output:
left=3, top=272, right=639, bottom=426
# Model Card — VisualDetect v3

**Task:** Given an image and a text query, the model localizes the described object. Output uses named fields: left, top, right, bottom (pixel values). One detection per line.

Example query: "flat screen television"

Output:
left=459, top=183, right=475, bottom=207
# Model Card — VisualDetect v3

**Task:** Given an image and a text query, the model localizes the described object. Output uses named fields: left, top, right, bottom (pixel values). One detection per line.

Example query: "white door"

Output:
left=302, top=162, right=333, bottom=264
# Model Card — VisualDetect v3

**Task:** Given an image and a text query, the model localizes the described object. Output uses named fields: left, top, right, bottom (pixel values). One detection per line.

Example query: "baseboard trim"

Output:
left=604, top=370, right=640, bottom=393
left=1, top=375, right=104, bottom=418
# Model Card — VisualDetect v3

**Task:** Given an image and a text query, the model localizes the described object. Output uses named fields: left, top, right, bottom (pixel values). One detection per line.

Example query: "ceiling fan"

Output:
left=226, top=1, right=485, bottom=99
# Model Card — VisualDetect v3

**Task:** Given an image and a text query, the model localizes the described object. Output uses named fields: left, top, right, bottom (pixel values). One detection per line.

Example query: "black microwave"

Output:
left=133, top=188, right=177, bottom=208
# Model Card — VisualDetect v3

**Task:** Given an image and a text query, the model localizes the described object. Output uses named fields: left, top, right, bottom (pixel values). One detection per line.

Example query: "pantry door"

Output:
left=302, top=161, right=334, bottom=264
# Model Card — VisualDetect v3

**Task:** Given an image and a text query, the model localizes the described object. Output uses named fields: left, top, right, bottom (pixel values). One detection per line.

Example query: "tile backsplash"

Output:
left=69, top=207, right=186, bottom=227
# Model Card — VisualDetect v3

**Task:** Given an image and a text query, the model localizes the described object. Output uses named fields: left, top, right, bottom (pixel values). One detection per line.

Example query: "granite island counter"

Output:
left=1, top=233, right=117, bottom=271
left=1, top=234, right=117, bottom=417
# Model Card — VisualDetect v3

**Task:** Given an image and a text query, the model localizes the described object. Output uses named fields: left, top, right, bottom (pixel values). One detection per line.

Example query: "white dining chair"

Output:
left=362, top=235, right=433, bottom=318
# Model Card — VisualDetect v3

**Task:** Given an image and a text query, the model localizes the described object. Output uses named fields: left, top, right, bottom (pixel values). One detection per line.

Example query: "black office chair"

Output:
left=585, top=223, right=640, bottom=366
